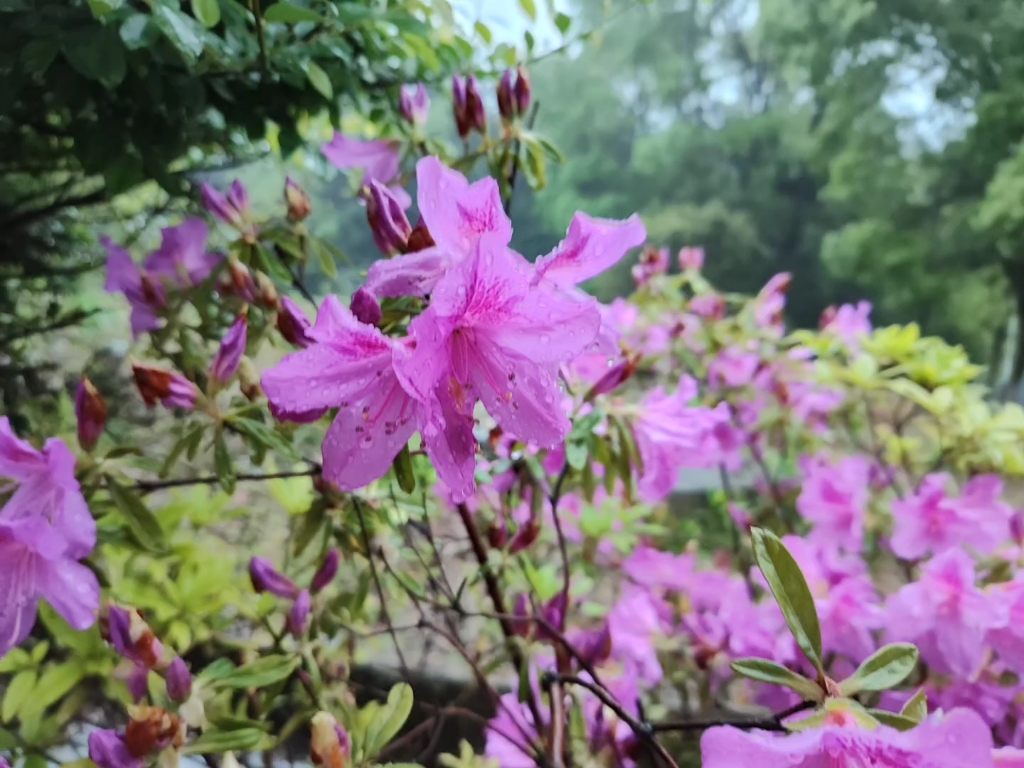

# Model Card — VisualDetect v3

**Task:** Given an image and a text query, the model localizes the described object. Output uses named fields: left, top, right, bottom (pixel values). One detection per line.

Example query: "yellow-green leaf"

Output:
left=305, top=60, right=333, bottom=100
left=193, top=0, right=220, bottom=27
left=2, top=669, right=37, bottom=722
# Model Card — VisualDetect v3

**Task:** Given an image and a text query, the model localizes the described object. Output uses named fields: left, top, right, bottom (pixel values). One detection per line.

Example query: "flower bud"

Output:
left=103, top=605, right=166, bottom=669
left=285, top=177, right=312, bottom=223
left=350, top=288, right=382, bottom=327
left=406, top=218, right=436, bottom=253
left=509, top=517, right=540, bottom=553
left=689, top=294, right=725, bottom=320
left=89, top=729, right=137, bottom=768
left=127, top=664, right=150, bottom=703
left=399, top=83, right=429, bottom=126
left=452, top=76, right=470, bottom=138
left=210, top=314, right=248, bottom=386
left=254, top=272, right=279, bottom=308
left=277, top=297, right=313, bottom=348
left=75, top=375, right=107, bottom=451
left=125, top=705, right=185, bottom=758
left=487, top=517, right=509, bottom=549
left=540, top=591, right=567, bottom=637
left=132, top=364, right=198, bottom=411
left=311, top=712, right=351, bottom=768
left=221, top=260, right=258, bottom=302
left=311, top=549, right=340, bottom=594
left=165, top=657, right=193, bottom=703
left=584, top=353, right=641, bottom=401
left=574, top=623, right=612, bottom=666
left=497, top=69, right=516, bottom=122
left=465, top=75, right=486, bottom=134
left=366, top=180, right=412, bottom=255
left=513, top=65, right=531, bottom=117
left=249, top=557, right=300, bottom=599
left=632, top=246, right=669, bottom=286
left=202, top=182, right=245, bottom=229
left=1012, top=512, right=1024, bottom=546
left=287, top=589, right=312, bottom=638
left=510, top=593, right=533, bottom=639
left=238, top=357, right=262, bottom=401
left=678, top=246, right=704, bottom=271
left=819, top=305, right=838, bottom=330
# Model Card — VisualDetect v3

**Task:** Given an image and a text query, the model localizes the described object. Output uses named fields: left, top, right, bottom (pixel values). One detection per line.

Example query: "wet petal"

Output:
left=364, top=247, right=452, bottom=298
left=533, top=213, right=646, bottom=288
left=416, top=157, right=512, bottom=257
left=39, top=557, right=100, bottom=631
left=0, top=539, right=39, bottom=656
left=485, top=285, right=601, bottom=364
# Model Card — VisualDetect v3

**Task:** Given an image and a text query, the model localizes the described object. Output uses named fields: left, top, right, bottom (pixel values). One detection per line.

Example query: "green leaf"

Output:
left=554, top=12, right=571, bottom=33
left=106, top=478, right=166, bottom=552
left=839, top=643, right=919, bottom=696
left=519, top=0, right=537, bottom=21
left=183, top=728, right=266, bottom=754
left=231, top=417, right=297, bottom=461
left=392, top=444, right=416, bottom=494
left=197, top=658, right=238, bottom=684
left=900, top=689, right=927, bottom=722
left=213, top=429, right=236, bottom=494
left=730, top=659, right=823, bottom=702
left=62, top=27, right=127, bottom=89
left=18, top=663, right=85, bottom=724
left=868, top=709, right=919, bottom=731
left=21, top=38, right=61, bottom=76
left=314, top=239, right=338, bottom=279
left=293, top=501, right=327, bottom=557
left=2, top=669, right=37, bottom=722
left=520, top=140, right=546, bottom=191
left=474, top=21, right=492, bottom=44
left=30, top=641, right=49, bottom=663
left=364, top=683, right=415, bottom=759
left=304, top=60, right=333, bottom=99
left=120, top=14, right=152, bottom=49
left=193, top=0, right=221, bottom=28
left=87, top=0, right=123, bottom=17
left=212, top=655, right=300, bottom=689
left=161, top=424, right=205, bottom=477
left=750, top=528, right=823, bottom=672
left=565, top=440, right=588, bottom=471
left=263, top=2, right=327, bottom=23
left=0, top=648, right=31, bottom=674
left=154, top=6, right=205, bottom=64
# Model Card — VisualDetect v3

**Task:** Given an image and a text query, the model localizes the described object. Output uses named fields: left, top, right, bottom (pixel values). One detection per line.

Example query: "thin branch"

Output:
left=135, top=467, right=321, bottom=495
left=548, top=462, right=572, bottom=635
left=650, top=699, right=816, bottom=734
left=352, top=497, right=410, bottom=677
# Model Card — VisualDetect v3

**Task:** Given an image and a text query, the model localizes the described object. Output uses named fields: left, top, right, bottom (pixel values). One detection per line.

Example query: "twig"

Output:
left=352, top=498, right=410, bottom=676
left=454, top=503, right=546, bottom=735
left=135, top=467, right=321, bottom=495
left=548, top=462, right=572, bottom=634
left=649, top=699, right=816, bottom=734
left=503, top=102, right=540, bottom=216
left=548, top=678, right=567, bottom=768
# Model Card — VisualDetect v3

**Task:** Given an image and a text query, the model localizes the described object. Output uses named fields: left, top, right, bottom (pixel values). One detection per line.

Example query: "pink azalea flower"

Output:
left=201, top=179, right=252, bottom=231
left=821, top=300, right=873, bottom=348
left=485, top=693, right=543, bottom=768
left=0, top=418, right=99, bottom=657
left=995, top=747, right=1024, bottom=765
left=210, top=314, right=248, bottom=386
left=399, top=82, right=430, bottom=126
left=796, top=453, right=873, bottom=552
left=632, top=376, right=731, bottom=503
left=891, top=473, right=1013, bottom=560
left=621, top=546, right=695, bottom=592
left=607, top=584, right=668, bottom=684
left=398, top=232, right=600, bottom=450
left=88, top=729, right=144, bottom=768
left=753, top=272, right=791, bottom=335
left=365, top=157, right=512, bottom=299
left=102, top=237, right=166, bottom=339
left=631, top=245, right=669, bottom=286
left=322, top=133, right=402, bottom=187
left=143, top=218, right=223, bottom=288
left=708, top=345, right=761, bottom=388
left=987, top=578, right=1024, bottom=674
left=262, top=296, right=477, bottom=498
left=886, top=547, right=1003, bottom=677
left=700, top=707, right=993, bottom=767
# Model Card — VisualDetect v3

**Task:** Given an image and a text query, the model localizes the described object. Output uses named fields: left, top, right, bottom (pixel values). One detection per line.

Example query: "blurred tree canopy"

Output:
left=0, top=0, right=472, bottom=417
left=511, top=0, right=1024, bottom=376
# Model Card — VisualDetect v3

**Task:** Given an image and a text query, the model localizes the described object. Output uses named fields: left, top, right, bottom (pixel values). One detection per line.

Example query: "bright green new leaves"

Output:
left=839, top=643, right=919, bottom=696
left=730, top=659, right=824, bottom=702
left=360, top=683, right=415, bottom=760
left=750, top=528, right=823, bottom=673
left=192, top=0, right=221, bottom=28
left=211, top=655, right=301, bottom=690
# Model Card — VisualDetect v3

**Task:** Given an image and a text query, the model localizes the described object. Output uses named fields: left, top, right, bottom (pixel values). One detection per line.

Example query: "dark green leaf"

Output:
left=392, top=444, right=416, bottom=494
left=293, top=502, right=327, bottom=557
left=197, top=658, right=237, bottom=684
left=213, top=429, right=236, bottom=494
left=839, top=643, right=919, bottom=696
left=263, top=2, right=327, bottom=23
left=160, top=425, right=205, bottom=477
left=182, top=728, right=266, bottom=754
left=154, top=6, right=205, bottom=64
left=750, top=527, right=823, bottom=672
left=231, top=418, right=297, bottom=460
left=62, top=28, right=127, bottom=89
left=193, top=0, right=221, bottom=28
left=120, top=15, right=151, bottom=49
left=730, top=658, right=823, bottom=702
left=106, top=478, right=166, bottom=552
left=555, top=12, right=571, bottom=34
left=87, top=0, right=123, bottom=17
left=211, top=655, right=299, bottom=689
left=21, top=39, right=61, bottom=76
left=314, top=239, right=338, bottom=279
left=524, top=30, right=535, bottom=53
left=304, top=60, right=333, bottom=99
